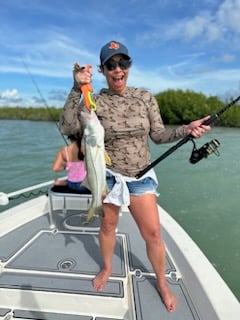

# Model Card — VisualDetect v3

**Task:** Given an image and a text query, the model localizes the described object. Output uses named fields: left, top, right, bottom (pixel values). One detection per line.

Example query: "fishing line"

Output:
left=136, top=95, right=240, bottom=178
left=22, top=60, right=68, bottom=145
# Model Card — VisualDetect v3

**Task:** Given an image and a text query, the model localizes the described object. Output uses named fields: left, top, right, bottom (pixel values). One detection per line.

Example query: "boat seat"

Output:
left=47, top=185, right=92, bottom=229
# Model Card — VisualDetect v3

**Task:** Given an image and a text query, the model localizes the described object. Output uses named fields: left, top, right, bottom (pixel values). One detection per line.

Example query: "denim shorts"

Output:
left=106, top=172, right=158, bottom=196
left=67, top=181, right=90, bottom=193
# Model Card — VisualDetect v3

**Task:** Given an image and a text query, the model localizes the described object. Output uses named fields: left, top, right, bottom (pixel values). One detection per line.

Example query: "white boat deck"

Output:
left=0, top=187, right=239, bottom=320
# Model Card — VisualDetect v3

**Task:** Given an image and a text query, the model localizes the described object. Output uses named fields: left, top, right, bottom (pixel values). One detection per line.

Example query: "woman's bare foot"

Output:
left=92, top=269, right=111, bottom=291
left=157, top=283, right=178, bottom=312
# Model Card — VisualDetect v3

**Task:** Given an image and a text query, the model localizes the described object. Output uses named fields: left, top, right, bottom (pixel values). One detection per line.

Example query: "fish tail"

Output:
left=85, top=207, right=96, bottom=223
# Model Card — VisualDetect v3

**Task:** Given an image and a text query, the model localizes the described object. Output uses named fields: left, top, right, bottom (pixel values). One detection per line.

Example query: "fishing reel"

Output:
left=189, top=138, right=220, bottom=164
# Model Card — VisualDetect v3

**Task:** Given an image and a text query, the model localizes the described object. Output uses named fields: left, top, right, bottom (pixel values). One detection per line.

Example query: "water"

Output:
left=0, top=120, right=239, bottom=300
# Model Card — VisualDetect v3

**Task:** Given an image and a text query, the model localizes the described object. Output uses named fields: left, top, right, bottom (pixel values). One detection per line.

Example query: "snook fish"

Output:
left=81, top=110, right=110, bottom=222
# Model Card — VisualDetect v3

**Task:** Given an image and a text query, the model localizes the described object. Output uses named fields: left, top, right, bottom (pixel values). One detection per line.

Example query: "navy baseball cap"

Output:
left=100, top=41, right=131, bottom=65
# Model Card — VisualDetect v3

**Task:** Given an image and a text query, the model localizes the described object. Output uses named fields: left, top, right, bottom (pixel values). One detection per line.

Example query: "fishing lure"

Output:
left=74, top=63, right=97, bottom=112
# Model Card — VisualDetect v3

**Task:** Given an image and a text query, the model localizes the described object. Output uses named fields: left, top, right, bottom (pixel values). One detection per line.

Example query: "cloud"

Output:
left=128, top=65, right=194, bottom=94
left=0, top=27, right=98, bottom=79
left=217, top=0, right=240, bottom=34
left=0, top=89, right=22, bottom=104
left=48, top=89, right=68, bottom=102
left=170, top=15, right=208, bottom=41
left=212, top=53, right=236, bottom=63
left=166, top=12, right=224, bottom=43
left=143, top=0, right=240, bottom=45
left=31, top=96, right=45, bottom=104
left=30, top=89, right=68, bottom=107
left=0, top=0, right=239, bottom=106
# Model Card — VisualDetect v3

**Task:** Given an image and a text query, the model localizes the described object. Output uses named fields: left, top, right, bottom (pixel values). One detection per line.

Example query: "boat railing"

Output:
left=0, top=177, right=67, bottom=206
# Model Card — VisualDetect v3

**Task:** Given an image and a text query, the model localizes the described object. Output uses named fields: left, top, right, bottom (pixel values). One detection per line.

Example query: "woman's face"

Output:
left=102, top=54, right=131, bottom=94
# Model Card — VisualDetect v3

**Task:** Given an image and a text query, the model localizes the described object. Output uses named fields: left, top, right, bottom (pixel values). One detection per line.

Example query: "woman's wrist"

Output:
left=183, top=125, right=189, bottom=136
left=176, top=125, right=188, bottom=138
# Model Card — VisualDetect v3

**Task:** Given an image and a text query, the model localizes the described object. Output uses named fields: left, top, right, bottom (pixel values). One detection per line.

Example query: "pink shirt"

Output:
left=65, top=147, right=86, bottom=182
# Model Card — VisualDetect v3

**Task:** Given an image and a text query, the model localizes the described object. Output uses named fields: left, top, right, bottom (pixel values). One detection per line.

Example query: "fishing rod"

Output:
left=136, top=95, right=240, bottom=179
left=22, top=60, right=68, bottom=145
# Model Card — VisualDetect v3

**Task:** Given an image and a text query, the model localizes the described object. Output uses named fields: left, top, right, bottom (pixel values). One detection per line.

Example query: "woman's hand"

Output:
left=185, top=116, right=211, bottom=138
left=73, top=64, right=92, bottom=88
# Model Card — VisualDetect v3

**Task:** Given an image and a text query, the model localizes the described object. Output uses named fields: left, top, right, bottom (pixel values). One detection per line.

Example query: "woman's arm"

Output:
left=52, top=148, right=66, bottom=172
left=148, top=93, right=210, bottom=143
left=59, top=88, right=82, bottom=136
left=59, top=65, right=92, bottom=136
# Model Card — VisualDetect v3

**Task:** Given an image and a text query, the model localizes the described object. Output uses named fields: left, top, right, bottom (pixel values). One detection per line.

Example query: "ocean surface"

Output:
left=0, top=119, right=239, bottom=300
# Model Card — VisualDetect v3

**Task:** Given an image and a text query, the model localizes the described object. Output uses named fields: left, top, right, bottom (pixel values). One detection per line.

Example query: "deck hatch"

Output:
left=132, top=275, right=200, bottom=320
left=6, top=232, right=126, bottom=277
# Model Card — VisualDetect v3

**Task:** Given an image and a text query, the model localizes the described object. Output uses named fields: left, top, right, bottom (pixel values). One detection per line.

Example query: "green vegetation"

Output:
left=0, top=90, right=240, bottom=127
left=155, top=89, right=240, bottom=127
left=0, top=106, right=60, bottom=121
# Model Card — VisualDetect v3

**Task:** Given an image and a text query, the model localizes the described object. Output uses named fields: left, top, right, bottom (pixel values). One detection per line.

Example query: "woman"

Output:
left=60, top=40, right=211, bottom=312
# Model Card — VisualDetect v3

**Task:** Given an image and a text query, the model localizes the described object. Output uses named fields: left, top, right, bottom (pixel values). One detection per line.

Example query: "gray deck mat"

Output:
left=132, top=276, right=200, bottom=320
left=1, top=209, right=173, bottom=275
left=118, top=213, right=175, bottom=274
left=0, top=309, right=11, bottom=317
left=0, top=214, right=49, bottom=261
left=13, top=311, right=92, bottom=320
left=95, top=318, right=123, bottom=320
left=6, top=231, right=125, bottom=277
left=1, top=209, right=201, bottom=319
left=12, top=310, right=123, bottom=320
left=0, top=272, right=123, bottom=297
left=59, top=211, right=174, bottom=274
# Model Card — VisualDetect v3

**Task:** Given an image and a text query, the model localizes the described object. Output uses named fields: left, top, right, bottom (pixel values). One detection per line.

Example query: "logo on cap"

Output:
left=109, top=42, right=120, bottom=50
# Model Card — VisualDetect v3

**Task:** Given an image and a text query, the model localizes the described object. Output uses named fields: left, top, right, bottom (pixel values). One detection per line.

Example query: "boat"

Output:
left=0, top=179, right=239, bottom=320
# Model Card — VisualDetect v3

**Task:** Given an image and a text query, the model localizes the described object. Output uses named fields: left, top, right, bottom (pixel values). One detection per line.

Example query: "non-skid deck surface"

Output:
left=0, top=208, right=200, bottom=320
left=0, top=309, right=118, bottom=320
left=6, top=232, right=125, bottom=278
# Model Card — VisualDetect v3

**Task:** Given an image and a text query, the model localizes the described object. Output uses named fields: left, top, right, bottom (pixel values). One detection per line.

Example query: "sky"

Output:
left=0, top=0, right=240, bottom=108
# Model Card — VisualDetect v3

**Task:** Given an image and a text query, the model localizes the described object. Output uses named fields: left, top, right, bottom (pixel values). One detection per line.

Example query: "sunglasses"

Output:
left=104, top=58, right=132, bottom=71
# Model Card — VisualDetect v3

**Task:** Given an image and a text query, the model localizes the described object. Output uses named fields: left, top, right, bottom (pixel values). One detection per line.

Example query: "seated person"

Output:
left=52, top=134, right=89, bottom=193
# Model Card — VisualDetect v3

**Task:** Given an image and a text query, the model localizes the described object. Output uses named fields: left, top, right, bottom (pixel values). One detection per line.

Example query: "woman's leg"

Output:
left=129, top=193, right=177, bottom=312
left=92, top=203, right=120, bottom=291
left=54, top=179, right=67, bottom=186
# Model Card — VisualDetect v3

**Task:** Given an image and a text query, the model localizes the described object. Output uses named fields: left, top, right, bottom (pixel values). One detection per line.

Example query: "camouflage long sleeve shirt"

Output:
left=60, top=86, right=186, bottom=177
